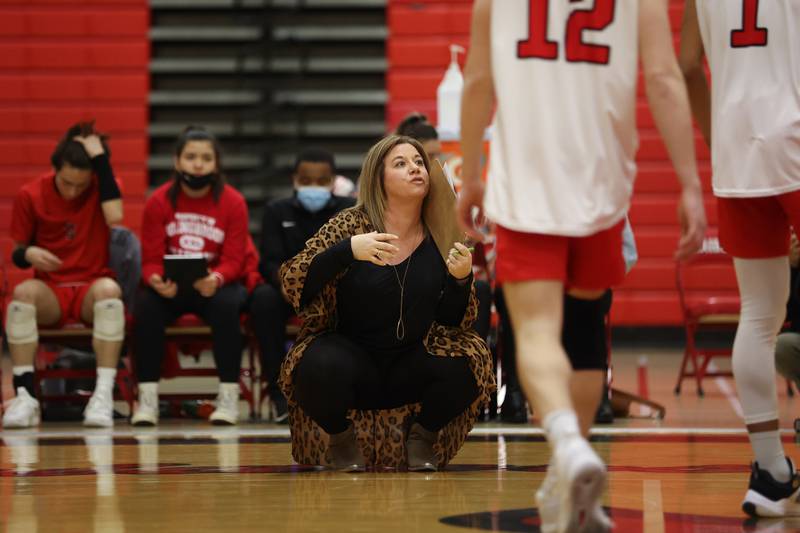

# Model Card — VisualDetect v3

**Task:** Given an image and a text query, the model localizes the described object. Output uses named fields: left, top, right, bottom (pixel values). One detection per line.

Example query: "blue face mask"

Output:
left=296, top=186, right=332, bottom=213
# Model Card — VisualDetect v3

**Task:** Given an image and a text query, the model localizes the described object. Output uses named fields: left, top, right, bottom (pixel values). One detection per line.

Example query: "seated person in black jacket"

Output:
left=250, top=148, right=355, bottom=421
left=775, top=233, right=800, bottom=389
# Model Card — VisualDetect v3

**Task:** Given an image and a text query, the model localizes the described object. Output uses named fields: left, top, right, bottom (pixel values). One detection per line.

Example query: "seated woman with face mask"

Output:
left=278, top=135, right=495, bottom=471
left=132, top=126, right=252, bottom=426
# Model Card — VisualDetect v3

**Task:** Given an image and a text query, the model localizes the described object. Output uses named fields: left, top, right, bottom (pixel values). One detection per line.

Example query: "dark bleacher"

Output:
left=149, top=0, right=387, bottom=238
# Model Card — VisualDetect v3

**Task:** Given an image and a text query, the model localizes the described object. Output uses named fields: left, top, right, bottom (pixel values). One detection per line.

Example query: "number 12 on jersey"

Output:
left=517, top=0, right=617, bottom=65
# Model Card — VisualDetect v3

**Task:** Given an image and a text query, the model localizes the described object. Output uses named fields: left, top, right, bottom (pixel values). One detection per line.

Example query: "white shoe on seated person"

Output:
left=3, top=388, right=41, bottom=429
left=131, top=386, right=159, bottom=426
left=83, top=387, right=114, bottom=427
left=209, top=383, right=239, bottom=425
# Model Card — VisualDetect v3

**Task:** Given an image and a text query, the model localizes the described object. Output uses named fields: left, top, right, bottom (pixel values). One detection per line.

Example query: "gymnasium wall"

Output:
left=386, top=0, right=718, bottom=326
left=0, top=0, right=150, bottom=292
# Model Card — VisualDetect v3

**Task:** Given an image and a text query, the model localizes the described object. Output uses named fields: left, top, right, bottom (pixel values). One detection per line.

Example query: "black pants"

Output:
left=134, top=284, right=247, bottom=383
left=248, top=283, right=294, bottom=390
left=494, top=286, right=520, bottom=390
left=293, top=333, right=480, bottom=435
left=473, top=279, right=492, bottom=342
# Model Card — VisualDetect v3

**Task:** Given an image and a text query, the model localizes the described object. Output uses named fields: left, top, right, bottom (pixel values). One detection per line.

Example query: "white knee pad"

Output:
left=5, top=300, right=38, bottom=345
left=93, top=298, right=125, bottom=342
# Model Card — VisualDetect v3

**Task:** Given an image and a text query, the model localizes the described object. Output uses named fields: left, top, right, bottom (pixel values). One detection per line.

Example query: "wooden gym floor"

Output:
left=2, top=348, right=799, bottom=532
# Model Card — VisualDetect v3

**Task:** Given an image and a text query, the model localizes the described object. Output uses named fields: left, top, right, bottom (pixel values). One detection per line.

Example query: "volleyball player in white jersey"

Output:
left=680, top=0, right=800, bottom=518
left=459, top=1, right=706, bottom=531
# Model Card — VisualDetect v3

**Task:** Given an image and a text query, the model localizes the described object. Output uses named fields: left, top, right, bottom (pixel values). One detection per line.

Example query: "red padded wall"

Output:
left=387, top=0, right=720, bottom=326
left=0, top=0, right=149, bottom=292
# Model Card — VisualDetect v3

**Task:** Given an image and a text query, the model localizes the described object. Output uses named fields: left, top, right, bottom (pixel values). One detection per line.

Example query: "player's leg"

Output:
left=496, top=225, right=607, bottom=533
left=3, top=279, right=61, bottom=428
left=79, top=277, right=125, bottom=427
left=719, top=195, right=800, bottom=517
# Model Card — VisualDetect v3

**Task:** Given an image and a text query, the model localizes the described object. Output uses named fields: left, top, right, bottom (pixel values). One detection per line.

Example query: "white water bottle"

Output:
left=436, top=44, right=465, bottom=141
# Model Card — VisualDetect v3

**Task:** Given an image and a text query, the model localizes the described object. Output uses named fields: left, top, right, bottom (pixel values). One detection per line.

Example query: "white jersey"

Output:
left=696, top=0, right=800, bottom=198
left=485, top=0, right=639, bottom=236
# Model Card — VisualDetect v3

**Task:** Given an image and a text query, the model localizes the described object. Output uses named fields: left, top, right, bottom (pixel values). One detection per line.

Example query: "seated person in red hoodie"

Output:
left=132, top=126, right=251, bottom=426
left=3, top=122, right=125, bottom=429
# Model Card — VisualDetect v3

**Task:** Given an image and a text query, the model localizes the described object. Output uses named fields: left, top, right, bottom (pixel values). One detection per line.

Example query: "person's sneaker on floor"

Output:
left=83, top=388, right=114, bottom=427
left=131, top=384, right=159, bottom=427
left=2, top=387, right=41, bottom=429
left=270, top=390, right=289, bottom=424
left=549, top=435, right=609, bottom=533
left=594, top=393, right=614, bottom=425
left=742, top=459, right=800, bottom=518
left=209, top=383, right=240, bottom=425
left=500, top=388, right=528, bottom=424
left=536, top=462, right=611, bottom=533
left=535, top=464, right=560, bottom=533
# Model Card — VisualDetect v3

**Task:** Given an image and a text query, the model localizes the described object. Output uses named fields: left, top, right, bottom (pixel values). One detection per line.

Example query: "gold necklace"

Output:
left=392, top=255, right=412, bottom=340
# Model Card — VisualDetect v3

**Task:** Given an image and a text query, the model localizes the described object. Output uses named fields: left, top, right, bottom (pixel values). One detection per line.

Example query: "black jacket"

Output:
left=787, top=267, right=800, bottom=333
left=259, top=193, right=356, bottom=288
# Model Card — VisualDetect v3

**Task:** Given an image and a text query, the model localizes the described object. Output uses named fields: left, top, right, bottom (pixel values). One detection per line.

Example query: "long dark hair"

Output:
left=50, top=121, right=111, bottom=170
left=395, top=112, right=438, bottom=142
left=167, top=126, right=226, bottom=207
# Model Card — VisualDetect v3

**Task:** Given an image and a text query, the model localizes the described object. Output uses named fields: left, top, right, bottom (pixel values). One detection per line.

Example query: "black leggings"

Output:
left=134, top=284, right=247, bottom=383
left=293, top=333, right=480, bottom=434
left=248, top=283, right=294, bottom=388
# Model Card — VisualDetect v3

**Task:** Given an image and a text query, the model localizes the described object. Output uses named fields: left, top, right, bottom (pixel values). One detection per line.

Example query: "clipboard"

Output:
left=163, top=254, right=208, bottom=291
left=424, top=159, right=466, bottom=262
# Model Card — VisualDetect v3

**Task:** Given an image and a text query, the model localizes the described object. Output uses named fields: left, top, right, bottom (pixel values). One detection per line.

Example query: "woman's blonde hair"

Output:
left=356, top=134, right=432, bottom=233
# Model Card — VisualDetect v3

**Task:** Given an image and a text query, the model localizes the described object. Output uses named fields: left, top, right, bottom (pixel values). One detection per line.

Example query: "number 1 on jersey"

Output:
left=731, top=0, right=768, bottom=48
left=518, top=0, right=616, bottom=65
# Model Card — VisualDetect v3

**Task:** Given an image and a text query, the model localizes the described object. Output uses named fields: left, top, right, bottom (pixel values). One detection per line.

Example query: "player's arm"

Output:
left=458, top=0, right=494, bottom=240
left=677, top=0, right=711, bottom=146
left=74, top=135, right=123, bottom=226
left=639, top=0, right=707, bottom=259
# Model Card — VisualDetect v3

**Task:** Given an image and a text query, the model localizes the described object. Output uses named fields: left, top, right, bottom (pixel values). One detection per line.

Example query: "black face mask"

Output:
left=179, top=171, right=216, bottom=190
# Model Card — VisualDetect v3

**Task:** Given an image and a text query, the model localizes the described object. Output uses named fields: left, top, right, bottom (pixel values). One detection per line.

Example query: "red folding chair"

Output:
left=130, top=313, right=257, bottom=419
left=675, top=246, right=741, bottom=396
left=675, top=246, right=795, bottom=397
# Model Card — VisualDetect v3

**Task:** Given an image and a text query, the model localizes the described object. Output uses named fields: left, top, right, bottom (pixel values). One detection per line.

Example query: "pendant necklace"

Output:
left=392, top=254, right=412, bottom=340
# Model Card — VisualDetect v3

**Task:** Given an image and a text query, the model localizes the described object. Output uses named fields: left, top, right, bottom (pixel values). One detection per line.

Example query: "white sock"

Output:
left=542, top=409, right=581, bottom=447
left=12, top=365, right=34, bottom=376
left=750, top=430, right=791, bottom=482
left=219, top=382, right=239, bottom=395
left=138, top=382, right=158, bottom=400
left=95, top=367, right=117, bottom=393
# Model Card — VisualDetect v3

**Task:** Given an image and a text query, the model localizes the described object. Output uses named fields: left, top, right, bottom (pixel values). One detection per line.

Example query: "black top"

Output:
left=301, top=236, right=472, bottom=355
left=259, top=194, right=356, bottom=288
left=786, top=267, right=800, bottom=333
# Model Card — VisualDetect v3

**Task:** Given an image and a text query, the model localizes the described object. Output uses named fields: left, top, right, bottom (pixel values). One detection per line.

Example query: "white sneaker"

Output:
left=547, top=435, right=609, bottom=533
left=83, top=388, right=114, bottom=428
left=131, top=387, right=159, bottom=426
left=2, top=388, right=41, bottom=429
left=536, top=464, right=561, bottom=533
left=209, top=384, right=239, bottom=425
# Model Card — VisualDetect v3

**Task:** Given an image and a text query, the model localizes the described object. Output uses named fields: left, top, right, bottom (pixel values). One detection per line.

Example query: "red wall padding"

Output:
left=0, top=1, right=149, bottom=292
left=387, top=0, right=718, bottom=326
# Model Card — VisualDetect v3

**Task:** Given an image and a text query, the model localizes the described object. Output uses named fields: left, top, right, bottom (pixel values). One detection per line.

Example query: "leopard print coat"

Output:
left=278, top=207, right=495, bottom=469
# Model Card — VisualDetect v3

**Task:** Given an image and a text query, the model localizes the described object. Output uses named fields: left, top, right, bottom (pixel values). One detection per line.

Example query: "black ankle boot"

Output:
left=327, top=424, right=366, bottom=472
left=406, top=422, right=438, bottom=472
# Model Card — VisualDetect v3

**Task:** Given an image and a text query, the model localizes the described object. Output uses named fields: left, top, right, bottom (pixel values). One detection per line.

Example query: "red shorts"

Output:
left=495, top=220, right=626, bottom=290
left=46, top=282, right=93, bottom=327
left=717, top=191, right=800, bottom=258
